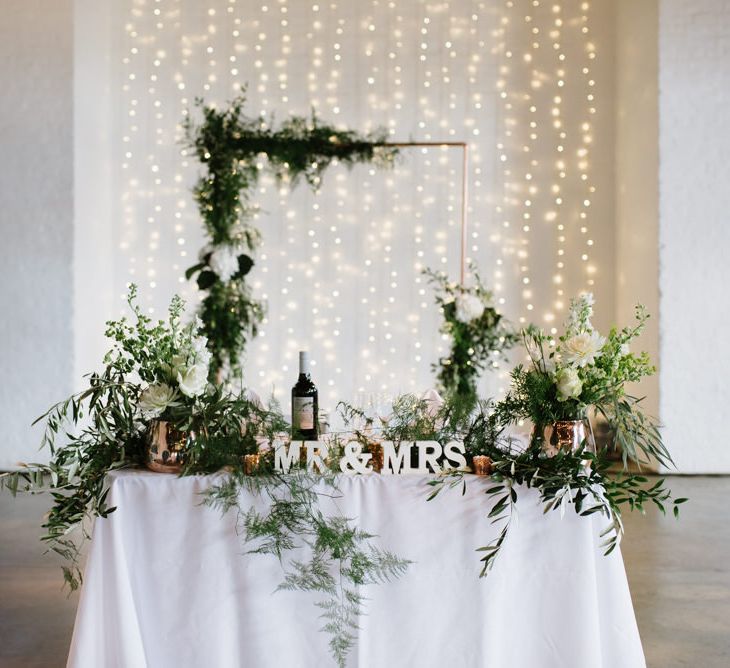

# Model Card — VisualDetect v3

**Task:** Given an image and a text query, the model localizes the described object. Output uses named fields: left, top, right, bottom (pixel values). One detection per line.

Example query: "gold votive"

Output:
left=368, top=441, right=384, bottom=473
left=244, top=454, right=260, bottom=475
left=472, top=455, right=493, bottom=476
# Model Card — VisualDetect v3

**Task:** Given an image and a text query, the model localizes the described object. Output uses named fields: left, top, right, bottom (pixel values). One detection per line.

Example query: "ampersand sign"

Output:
left=339, top=441, right=373, bottom=475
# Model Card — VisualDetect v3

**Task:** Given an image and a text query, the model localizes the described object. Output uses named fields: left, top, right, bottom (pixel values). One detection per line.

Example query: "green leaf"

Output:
left=185, top=262, right=206, bottom=280
left=197, top=270, right=218, bottom=290
left=235, top=254, right=254, bottom=278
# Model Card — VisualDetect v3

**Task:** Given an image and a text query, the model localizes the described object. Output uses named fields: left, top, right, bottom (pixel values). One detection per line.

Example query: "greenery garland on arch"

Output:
left=183, top=94, right=398, bottom=377
left=425, top=266, right=519, bottom=406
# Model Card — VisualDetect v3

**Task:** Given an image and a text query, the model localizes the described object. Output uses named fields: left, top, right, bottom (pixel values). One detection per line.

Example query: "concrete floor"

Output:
left=0, top=476, right=728, bottom=667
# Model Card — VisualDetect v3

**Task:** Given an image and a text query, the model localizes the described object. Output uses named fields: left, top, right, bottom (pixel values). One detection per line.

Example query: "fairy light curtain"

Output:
left=102, top=0, right=610, bottom=407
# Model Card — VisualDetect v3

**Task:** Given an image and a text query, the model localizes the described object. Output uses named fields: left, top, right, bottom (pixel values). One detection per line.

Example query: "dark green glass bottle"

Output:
left=291, top=351, right=318, bottom=441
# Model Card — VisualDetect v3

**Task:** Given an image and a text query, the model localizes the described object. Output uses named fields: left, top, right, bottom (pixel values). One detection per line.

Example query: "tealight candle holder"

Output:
left=244, top=454, right=260, bottom=475
left=472, top=455, right=493, bottom=476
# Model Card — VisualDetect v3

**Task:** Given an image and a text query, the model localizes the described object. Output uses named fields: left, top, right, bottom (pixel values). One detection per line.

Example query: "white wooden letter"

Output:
left=416, top=441, right=443, bottom=474
left=306, top=441, right=329, bottom=474
left=381, top=441, right=409, bottom=475
left=275, top=441, right=301, bottom=472
left=444, top=440, right=467, bottom=469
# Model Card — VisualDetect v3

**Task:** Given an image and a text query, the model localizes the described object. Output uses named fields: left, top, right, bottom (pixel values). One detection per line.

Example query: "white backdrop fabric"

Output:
left=68, top=470, right=645, bottom=668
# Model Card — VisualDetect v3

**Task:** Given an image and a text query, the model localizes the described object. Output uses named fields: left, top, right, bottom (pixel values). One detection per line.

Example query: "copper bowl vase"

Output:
left=532, top=418, right=595, bottom=457
left=146, top=420, right=193, bottom=473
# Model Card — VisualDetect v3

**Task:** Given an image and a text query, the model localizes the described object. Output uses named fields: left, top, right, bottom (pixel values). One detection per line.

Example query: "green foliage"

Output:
left=424, top=266, right=519, bottom=406
left=183, top=93, right=398, bottom=377
left=203, top=470, right=409, bottom=668
left=336, top=392, right=684, bottom=578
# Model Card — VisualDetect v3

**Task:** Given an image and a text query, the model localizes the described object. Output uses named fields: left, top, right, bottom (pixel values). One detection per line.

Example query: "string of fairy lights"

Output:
left=112, top=0, right=603, bottom=405
left=492, top=0, right=599, bottom=337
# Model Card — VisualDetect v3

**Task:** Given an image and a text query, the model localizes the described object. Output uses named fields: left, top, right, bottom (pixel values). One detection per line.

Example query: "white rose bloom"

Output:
left=139, top=383, right=178, bottom=418
left=209, top=245, right=240, bottom=282
left=177, top=363, right=209, bottom=398
left=454, top=293, right=485, bottom=323
left=562, top=330, right=606, bottom=368
left=555, top=367, right=583, bottom=402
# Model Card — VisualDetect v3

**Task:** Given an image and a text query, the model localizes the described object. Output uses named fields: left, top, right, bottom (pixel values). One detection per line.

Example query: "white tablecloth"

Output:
left=67, top=470, right=645, bottom=668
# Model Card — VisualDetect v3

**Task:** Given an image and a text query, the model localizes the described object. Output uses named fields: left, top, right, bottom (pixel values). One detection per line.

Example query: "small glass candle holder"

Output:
left=472, top=455, right=493, bottom=476
left=244, top=453, right=260, bottom=475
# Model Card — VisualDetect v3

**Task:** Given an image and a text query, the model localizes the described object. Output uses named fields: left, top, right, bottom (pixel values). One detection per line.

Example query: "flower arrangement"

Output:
left=103, top=286, right=213, bottom=420
left=424, top=267, right=518, bottom=405
left=502, top=293, right=672, bottom=467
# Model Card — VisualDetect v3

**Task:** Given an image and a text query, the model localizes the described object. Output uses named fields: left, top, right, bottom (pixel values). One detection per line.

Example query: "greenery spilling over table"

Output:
left=183, top=93, right=398, bottom=377
left=1, top=289, right=686, bottom=668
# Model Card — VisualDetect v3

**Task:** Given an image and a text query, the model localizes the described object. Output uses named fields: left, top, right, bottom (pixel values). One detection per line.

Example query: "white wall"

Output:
left=0, top=1, right=74, bottom=468
left=659, top=0, right=730, bottom=472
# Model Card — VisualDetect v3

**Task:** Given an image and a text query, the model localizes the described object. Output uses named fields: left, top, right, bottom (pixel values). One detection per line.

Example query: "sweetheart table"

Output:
left=67, top=470, right=645, bottom=668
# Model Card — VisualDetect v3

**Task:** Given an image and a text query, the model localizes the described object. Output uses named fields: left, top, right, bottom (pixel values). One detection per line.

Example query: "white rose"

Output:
left=177, top=363, right=209, bottom=398
left=139, top=383, right=179, bottom=418
left=562, top=330, right=606, bottom=368
left=555, top=367, right=583, bottom=402
left=454, top=293, right=485, bottom=323
left=208, top=245, right=240, bottom=282
left=620, top=343, right=630, bottom=356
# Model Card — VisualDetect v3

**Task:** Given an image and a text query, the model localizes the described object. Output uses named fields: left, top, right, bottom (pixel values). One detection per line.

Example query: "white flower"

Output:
left=555, top=367, right=583, bottom=402
left=139, top=383, right=179, bottom=418
left=562, top=330, right=606, bottom=368
left=454, top=293, right=485, bottom=323
left=177, top=363, right=209, bottom=398
left=208, top=245, right=240, bottom=282
left=620, top=343, right=630, bottom=356
left=171, top=353, right=188, bottom=377
left=190, top=335, right=212, bottom=367
left=524, top=335, right=544, bottom=366
left=581, top=292, right=595, bottom=307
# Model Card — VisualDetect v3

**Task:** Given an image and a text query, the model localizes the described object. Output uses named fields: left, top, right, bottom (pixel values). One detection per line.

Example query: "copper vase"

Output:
left=146, top=420, right=193, bottom=473
left=532, top=418, right=595, bottom=457
left=472, top=455, right=493, bottom=476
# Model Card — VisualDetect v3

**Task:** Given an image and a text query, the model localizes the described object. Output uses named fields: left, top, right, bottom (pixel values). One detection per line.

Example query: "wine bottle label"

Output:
left=293, top=397, right=315, bottom=430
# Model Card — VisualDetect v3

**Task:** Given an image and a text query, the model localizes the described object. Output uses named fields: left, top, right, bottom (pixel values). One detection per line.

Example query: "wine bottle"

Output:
left=291, top=351, right=319, bottom=441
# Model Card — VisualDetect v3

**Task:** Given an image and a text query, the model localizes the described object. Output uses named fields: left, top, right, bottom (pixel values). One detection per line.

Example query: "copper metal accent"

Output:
left=368, top=441, right=384, bottom=473
left=244, top=454, right=260, bottom=475
left=472, top=455, right=493, bottom=476
left=146, top=420, right=192, bottom=473
left=381, top=141, right=469, bottom=284
left=533, top=419, right=596, bottom=457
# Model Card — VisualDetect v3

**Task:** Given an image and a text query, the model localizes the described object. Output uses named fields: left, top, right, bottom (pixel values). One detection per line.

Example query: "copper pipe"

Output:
left=380, top=141, right=469, bottom=285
